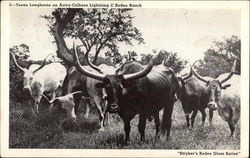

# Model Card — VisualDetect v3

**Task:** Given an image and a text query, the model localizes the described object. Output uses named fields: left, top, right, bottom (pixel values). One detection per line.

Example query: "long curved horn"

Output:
left=73, top=42, right=107, bottom=82
left=192, top=59, right=201, bottom=67
left=161, top=59, right=165, bottom=65
left=39, top=94, right=54, bottom=104
left=69, top=91, right=83, bottom=96
left=39, top=91, right=82, bottom=104
left=85, top=49, right=103, bottom=73
left=122, top=54, right=157, bottom=81
left=10, top=52, right=26, bottom=72
left=182, top=63, right=193, bottom=81
left=33, top=53, right=53, bottom=73
left=220, top=59, right=237, bottom=84
left=192, top=66, right=209, bottom=84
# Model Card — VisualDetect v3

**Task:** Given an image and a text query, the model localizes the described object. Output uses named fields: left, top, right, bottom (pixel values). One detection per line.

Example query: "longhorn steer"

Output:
left=73, top=44, right=181, bottom=143
left=62, top=65, right=113, bottom=131
left=41, top=91, right=83, bottom=119
left=11, top=53, right=67, bottom=114
left=177, top=67, right=214, bottom=127
left=192, top=60, right=240, bottom=136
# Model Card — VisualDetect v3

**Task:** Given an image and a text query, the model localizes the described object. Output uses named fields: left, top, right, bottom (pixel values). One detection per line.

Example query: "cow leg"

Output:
left=191, top=109, right=198, bottom=128
left=228, top=108, right=236, bottom=137
left=185, top=113, right=190, bottom=128
left=160, top=102, right=174, bottom=140
left=73, top=94, right=82, bottom=115
left=84, top=99, right=90, bottom=118
left=49, top=92, right=56, bottom=112
left=81, top=98, right=90, bottom=118
left=28, top=99, right=36, bottom=116
left=34, top=94, right=43, bottom=114
left=228, top=122, right=235, bottom=137
left=123, top=119, right=131, bottom=144
left=103, top=100, right=109, bottom=126
left=200, top=108, right=206, bottom=126
left=209, top=109, right=214, bottom=126
left=93, top=97, right=105, bottom=132
left=153, top=112, right=160, bottom=140
left=138, top=114, right=147, bottom=141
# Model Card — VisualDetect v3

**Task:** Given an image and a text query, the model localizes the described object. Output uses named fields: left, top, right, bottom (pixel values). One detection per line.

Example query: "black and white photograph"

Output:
left=1, top=1, right=249, bottom=157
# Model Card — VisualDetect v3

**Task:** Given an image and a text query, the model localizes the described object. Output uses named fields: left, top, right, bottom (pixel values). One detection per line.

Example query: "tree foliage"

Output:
left=139, top=50, right=187, bottom=73
left=9, top=45, right=30, bottom=101
left=43, top=8, right=144, bottom=65
left=194, top=36, right=240, bottom=78
left=104, top=50, right=138, bottom=65
left=10, top=44, right=30, bottom=60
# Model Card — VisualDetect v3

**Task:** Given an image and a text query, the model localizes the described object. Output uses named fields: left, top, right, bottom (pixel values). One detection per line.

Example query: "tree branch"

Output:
left=52, top=9, right=79, bottom=66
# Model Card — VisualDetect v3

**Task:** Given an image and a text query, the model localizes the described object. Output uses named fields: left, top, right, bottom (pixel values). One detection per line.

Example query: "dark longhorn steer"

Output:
left=62, top=65, right=111, bottom=131
left=73, top=44, right=180, bottom=143
left=191, top=60, right=240, bottom=136
left=62, top=66, right=90, bottom=117
left=177, top=68, right=214, bottom=127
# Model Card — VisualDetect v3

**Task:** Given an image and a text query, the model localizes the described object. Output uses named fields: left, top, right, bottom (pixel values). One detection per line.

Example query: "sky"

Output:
left=9, top=8, right=240, bottom=63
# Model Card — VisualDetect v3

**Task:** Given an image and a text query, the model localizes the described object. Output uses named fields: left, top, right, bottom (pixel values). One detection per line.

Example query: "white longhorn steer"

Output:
left=41, top=91, right=83, bottom=119
left=11, top=53, right=67, bottom=114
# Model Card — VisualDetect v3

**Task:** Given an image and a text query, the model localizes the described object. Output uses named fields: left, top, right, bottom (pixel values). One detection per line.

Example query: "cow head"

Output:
left=191, top=60, right=236, bottom=110
left=10, top=53, right=51, bottom=93
left=176, top=63, right=193, bottom=99
left=72, top=43, right=155, bottom=113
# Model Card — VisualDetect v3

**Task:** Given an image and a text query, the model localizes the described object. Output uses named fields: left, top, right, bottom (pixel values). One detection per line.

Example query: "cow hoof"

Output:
left=209, top=124, right=215, bottom=128
left=154, top=135, right=160, bottom=141
left=166, top=136, right=172, bottom=141
left=124, top=140, right=131, bottom=146
left=83, top=114, right=89, bottom=119
left=159, top=134, right=166, bottom=141
left=98, top=128, right=105, bottom=132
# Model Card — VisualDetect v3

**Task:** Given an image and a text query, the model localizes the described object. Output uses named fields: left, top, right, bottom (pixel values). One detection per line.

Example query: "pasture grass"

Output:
left=9, top=99, right=240, bottom=149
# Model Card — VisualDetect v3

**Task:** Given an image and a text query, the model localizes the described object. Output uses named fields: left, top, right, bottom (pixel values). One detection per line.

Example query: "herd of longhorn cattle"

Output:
left=10, top=22, right=240, bottom=144
left=11, top=46, right=240, bottom=144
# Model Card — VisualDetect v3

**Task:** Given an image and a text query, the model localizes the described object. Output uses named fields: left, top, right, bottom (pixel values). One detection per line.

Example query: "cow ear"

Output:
left=221, top=84, right=231, bottom=89
left=206, top=81, right=210, bottom=87
left=95, top=82, right=108, bottom=88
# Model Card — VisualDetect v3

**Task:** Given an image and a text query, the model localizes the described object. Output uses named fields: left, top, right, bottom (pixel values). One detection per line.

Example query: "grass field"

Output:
left=9, top=98, right=240, bottom=149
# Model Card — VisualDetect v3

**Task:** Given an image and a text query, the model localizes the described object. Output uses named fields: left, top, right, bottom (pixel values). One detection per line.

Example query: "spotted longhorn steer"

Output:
left=192, top=60, right=240, bottom=136
left=11, top=53, right=66, bottom=114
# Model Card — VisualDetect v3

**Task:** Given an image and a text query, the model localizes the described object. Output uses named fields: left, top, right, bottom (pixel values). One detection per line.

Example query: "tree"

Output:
left=139, top=50, right=187, bottom=73
left=194, top=36, right=240, bottom=78
left=124, top=51, right=138, bottom=61
left=43, top=8, right=144, bottom=65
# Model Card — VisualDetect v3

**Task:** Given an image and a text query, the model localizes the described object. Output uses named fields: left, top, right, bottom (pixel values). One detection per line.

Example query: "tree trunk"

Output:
left=52, top=9, right=80, bottom=66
